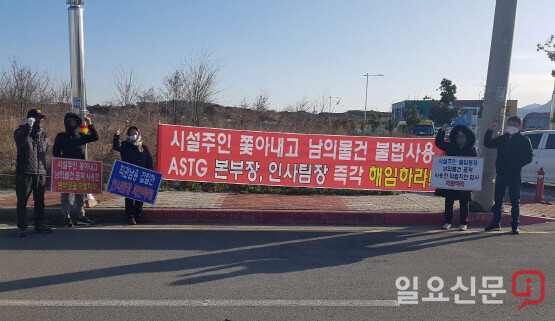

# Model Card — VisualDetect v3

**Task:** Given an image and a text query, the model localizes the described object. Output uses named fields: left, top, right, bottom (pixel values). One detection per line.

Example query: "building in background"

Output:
left=391, top=99, right=518, bottom=134
left=391, top=100, right=434, bottom=122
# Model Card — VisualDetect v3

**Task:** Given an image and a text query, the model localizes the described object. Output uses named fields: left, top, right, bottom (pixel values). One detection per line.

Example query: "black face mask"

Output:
left=30, top=120, right=42, bottom=138
left=65, top=119, right=80, bottom=134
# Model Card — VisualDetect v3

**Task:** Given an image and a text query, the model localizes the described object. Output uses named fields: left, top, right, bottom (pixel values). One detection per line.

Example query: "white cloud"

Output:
left=509, top=73, right=554, bottom=106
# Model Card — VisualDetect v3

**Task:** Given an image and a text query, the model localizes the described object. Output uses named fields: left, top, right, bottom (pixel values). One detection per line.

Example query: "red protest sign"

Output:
left=156, top=124, right=444, bottom=191
left=51, top=157, right=103, bottom=194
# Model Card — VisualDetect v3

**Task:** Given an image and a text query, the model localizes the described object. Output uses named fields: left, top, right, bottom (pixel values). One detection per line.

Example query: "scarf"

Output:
left=127, top=136, right=144, bottom=152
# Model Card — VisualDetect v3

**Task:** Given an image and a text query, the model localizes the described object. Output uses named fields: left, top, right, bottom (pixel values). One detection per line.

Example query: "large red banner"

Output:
left=157, top=124, right=444, bottom=191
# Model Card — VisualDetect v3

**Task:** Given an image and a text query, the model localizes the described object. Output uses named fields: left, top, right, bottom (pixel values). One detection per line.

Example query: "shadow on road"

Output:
left=0, top=227, right=503, bottom=293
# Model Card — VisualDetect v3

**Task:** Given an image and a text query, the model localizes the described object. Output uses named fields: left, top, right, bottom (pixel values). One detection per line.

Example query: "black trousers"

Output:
left=444, top=197, right=469, bottom=225
left=16, top=174, right=46, bottom=229
left=125, top=198, right=144, bottom=219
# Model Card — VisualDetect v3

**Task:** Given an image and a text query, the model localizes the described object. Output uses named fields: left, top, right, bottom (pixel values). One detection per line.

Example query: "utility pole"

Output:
left=474, top=0, right=518, bottom=209
left=328, top=96, right=341, bottom=123
left=67, top=0, right=88, bottom=157
left=363, top=73, right=384, bottom=124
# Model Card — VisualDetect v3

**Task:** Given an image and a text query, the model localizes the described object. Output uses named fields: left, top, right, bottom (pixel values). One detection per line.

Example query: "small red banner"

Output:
left=51, top=157, right=103, bottom=194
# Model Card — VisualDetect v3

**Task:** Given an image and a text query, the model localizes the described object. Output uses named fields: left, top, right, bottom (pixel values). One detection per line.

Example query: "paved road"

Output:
left=1, top=224, right=553, bottom=320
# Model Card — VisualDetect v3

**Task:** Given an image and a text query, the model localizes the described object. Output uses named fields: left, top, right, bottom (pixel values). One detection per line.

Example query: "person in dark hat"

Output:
left=435, top=123, right=478, bottom=231
left=53, top=112, right=99, bottom=227
left=113, top=126, right=153, bottom=225
left=13, top=109, right=52, bottom=237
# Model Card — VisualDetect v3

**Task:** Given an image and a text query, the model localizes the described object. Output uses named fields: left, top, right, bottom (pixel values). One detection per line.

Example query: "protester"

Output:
left=113, top=126, right=153, bottom=225
left=52, top=112, right=99, bottom=227
left=13, top=109, right=52, bottom=237
left=434, top=124, right=477, bottom=231
left=483, top=116, right=533, bottom=234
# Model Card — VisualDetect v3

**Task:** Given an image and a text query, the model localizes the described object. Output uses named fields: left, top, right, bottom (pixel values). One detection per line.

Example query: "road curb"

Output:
left=0, top=207, right=126, bottom=225
left=1, top=207, right=552, bottom=226
left=141, top=209, right=555, bottom=226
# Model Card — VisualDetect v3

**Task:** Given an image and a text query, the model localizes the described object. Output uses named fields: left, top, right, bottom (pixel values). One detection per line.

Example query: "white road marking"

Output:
left=0, top=299, right=400, bottom=307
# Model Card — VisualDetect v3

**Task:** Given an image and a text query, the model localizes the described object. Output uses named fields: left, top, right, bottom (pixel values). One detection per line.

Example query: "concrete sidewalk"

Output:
left=0, top=187, right=553, bottom=227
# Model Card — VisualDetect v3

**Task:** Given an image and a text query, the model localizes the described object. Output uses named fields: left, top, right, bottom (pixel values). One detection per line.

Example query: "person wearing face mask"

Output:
left=113, top=126, right=153, bottom=224
left=13, top=109, right=52, bottom=237
left=435, top=124, right=478, bottom=231
left=483, top=116, right=533, bottom=234
left=53, top=112, right=99, bottom=227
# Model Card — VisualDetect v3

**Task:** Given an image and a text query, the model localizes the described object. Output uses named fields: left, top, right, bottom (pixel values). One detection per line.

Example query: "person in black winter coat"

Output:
left=13, top=109, right=52, bottom=237
left=483, top=116, right=533, bottom=234
left=53, top=112, right=99, bottom=227
left=435, top=124, right=478, bottom=231
left=113, top=126, right=153, bottom=224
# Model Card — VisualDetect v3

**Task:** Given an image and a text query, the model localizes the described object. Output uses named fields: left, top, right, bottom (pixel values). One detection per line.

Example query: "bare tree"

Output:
left=138, top=87, right=160, bottom=106
left=293, top=96, right=311, bottom=112
left=313, top=90, right=329, bottom=114
left=136, top=87, right=161, bottom=121
left=110, top=67, right=142, bottom=108
left=162, top=69, right=187, bottom=124
left=283, top=97, right=310, bottom=113
left=239, top=97, right=249, bottom=109
left=54, top=79, right=72, bottom=105
left=0, top=57, right=52, bottom=118
left=184, top=50, right=221, bottom=126
left=252, top=90, right=271, bottom=112
left=163, top=50, right=221, bottom=126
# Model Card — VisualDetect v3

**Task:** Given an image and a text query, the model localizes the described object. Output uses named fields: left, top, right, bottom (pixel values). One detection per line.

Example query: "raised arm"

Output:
left=13, top=122, right=32, bottom=148
left=483, top=123, right=501, bottom=149
left=78, top=117, right=99, bottom=144
left=434, top=124, right=450, bottom=152
left=112, top=129, right=122, bottom=152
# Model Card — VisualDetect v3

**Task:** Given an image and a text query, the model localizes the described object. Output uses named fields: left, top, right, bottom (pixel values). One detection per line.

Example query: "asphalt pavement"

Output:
left=1, top=224, right=553, bottom=320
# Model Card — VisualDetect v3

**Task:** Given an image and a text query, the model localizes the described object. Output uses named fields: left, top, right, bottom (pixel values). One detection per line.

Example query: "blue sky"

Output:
left=1, top=0, right=554, bottom=112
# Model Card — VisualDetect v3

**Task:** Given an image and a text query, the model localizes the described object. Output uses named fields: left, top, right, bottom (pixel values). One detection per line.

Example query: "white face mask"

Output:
left=505, top=126, right=519, bottom=135
left=128, top=134, right=138, bottom=141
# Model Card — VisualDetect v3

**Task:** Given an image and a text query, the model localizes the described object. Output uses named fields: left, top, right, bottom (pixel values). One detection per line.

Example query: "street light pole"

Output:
left=67, top=0, right=87, bottom=157
left=363, top=73, right=384, bottom=124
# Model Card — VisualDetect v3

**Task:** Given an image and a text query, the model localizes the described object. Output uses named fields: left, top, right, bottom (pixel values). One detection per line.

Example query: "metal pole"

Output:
left=550, top=79, right=555, bottom=130
left=364, top=74, right=369, bottom=124
left=328, top=96, right=340, bottom=123
left=328, top=96, right=332, bottom=123
left=67, top=0, right=88, bottom=157
left=474, top=0, right=518, bottom=209
left=362, top=74, right=384, bottom=125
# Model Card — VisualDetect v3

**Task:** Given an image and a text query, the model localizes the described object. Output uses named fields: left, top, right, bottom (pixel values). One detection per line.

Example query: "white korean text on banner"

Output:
left=106, top=160, right=163, bottom=204
left=430, top=156, right=484, bottom=191
left=157, top=124, right=445, bottom=191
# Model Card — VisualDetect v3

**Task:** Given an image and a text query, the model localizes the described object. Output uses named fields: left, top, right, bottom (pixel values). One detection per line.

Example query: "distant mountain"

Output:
left=517, top=99, right=553, bottom=117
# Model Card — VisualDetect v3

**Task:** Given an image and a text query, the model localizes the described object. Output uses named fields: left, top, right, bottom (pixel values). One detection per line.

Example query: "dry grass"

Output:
left=0, top=103, right=403, bottom=188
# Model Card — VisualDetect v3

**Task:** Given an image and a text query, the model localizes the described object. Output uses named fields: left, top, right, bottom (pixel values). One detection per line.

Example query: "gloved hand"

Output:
left=27, top=117, right=35, bottom=127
